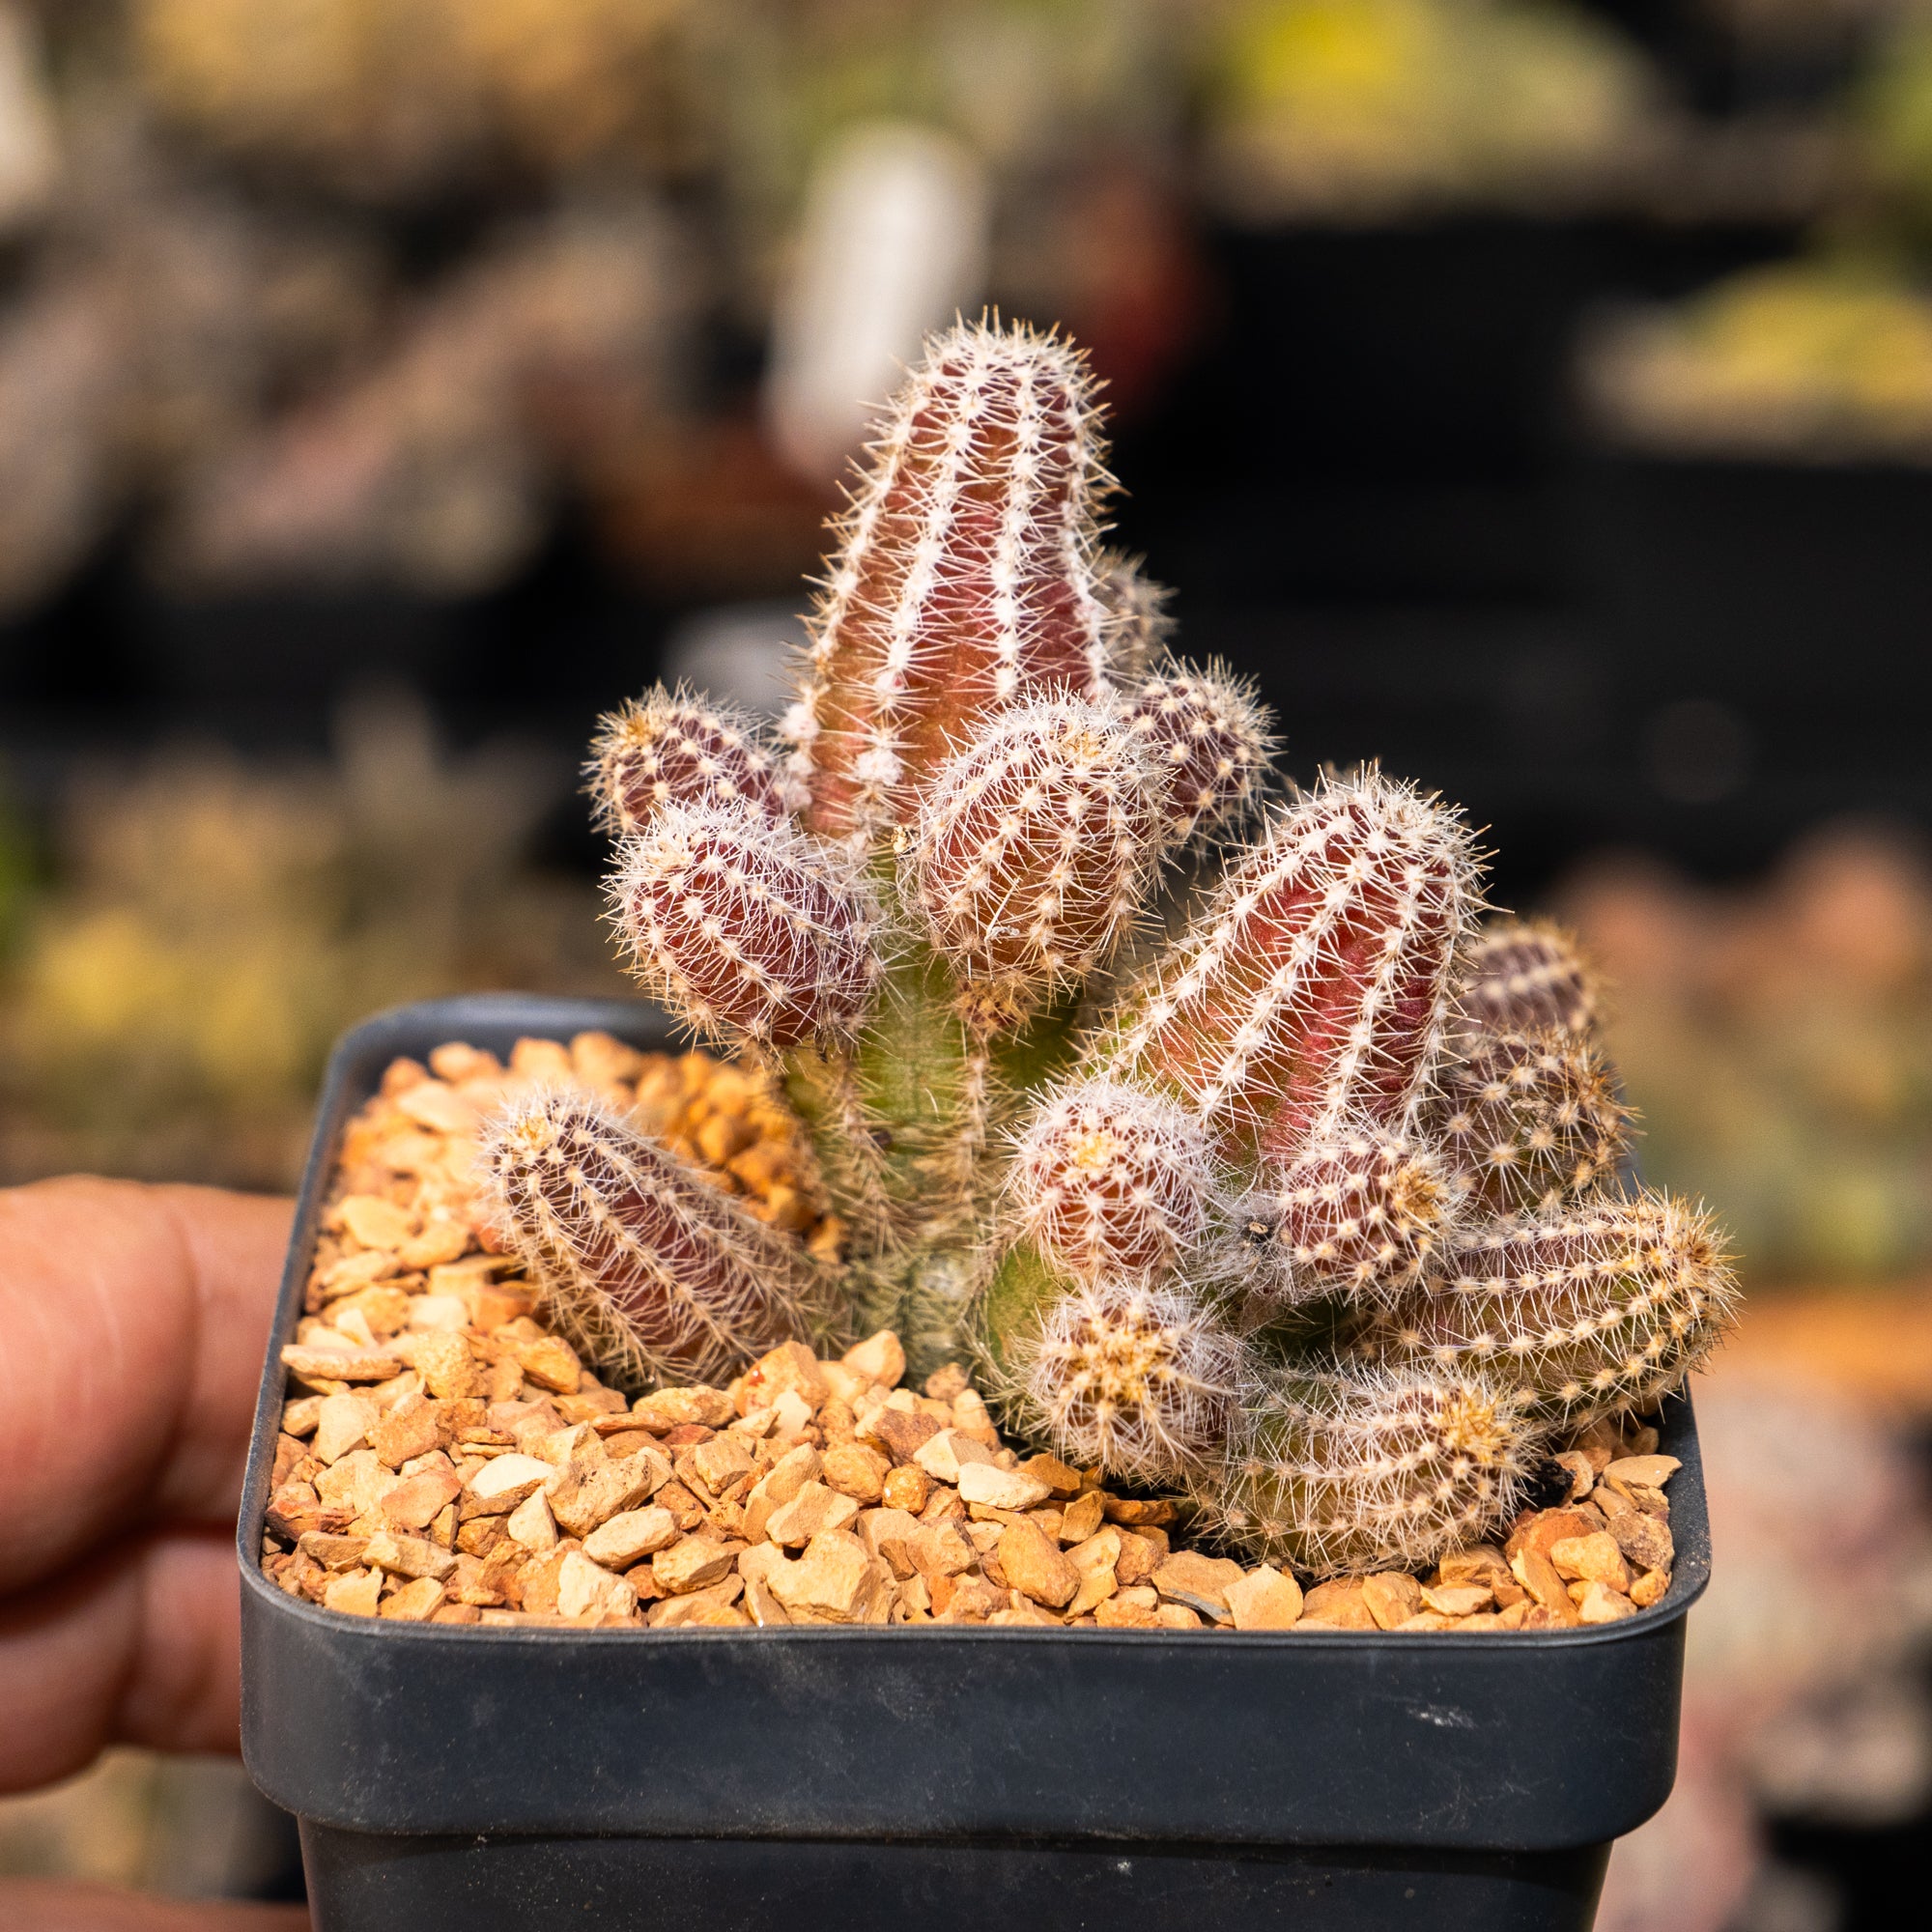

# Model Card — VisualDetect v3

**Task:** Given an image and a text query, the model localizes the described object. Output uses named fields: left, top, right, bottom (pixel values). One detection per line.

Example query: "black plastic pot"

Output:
left=240, top=993, right=1711, bottom=1932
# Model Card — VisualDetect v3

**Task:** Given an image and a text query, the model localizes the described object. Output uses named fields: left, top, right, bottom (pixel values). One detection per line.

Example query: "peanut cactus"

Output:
left=1206, top=1364, right=1534, bottom=1579
left=497, top=316, right=1735, bottom=1580
left=1015, top=1275, right=1248, bottom=1485
left=1432, top=1026, right=1632, bottom=1218
left=1255, top=1122, right=1453, bottom=1306
left=590, top=685, right=792, bottom=833
left=482, top=1086, right=829, bottom=1388
left=1455, top=917, right=1600, bottom=1039
left=1358, top=1189, right=1738, bottom=1428
left=1007, top=1075, right=1218, bottom=1282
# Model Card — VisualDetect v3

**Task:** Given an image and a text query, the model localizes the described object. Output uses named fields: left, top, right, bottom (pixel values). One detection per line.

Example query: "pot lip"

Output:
left=240, top=990, right=1712, bottom=1653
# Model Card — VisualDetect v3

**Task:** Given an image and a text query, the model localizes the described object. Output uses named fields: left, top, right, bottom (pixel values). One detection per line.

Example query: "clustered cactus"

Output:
left=480, top=319, right=1738, bottom=1579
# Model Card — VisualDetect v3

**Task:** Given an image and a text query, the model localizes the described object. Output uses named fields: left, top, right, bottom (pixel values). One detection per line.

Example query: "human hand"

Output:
left=0, top=1177, right=309, bottom=1929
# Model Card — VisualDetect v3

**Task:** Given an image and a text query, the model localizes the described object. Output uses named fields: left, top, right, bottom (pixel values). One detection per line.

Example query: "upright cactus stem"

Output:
left=1103, top=768, right=1480, bottom=1162
left=914, top=694, right=1162, bottom=1024
left=540, top=317, right=1735, bottom=1582
left=784, top=319, right=1110, bottom=853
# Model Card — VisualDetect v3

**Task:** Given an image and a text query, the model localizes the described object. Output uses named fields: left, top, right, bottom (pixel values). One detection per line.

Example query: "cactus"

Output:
left=1255, top=1122, right=1453, bottom=1306
left=1118, top=659, right=1274, bottom=852
left=1204, top=1364, right=1533, bottom=1579
left=589, top=686, right=793, bottom=834
left=1456, top=918, right=1599, bottom=1040
left=1362, top=1189, right=1739, bottom=1427
left=782, top=319, right=1109, bottom=854
left=1094, top=551, right=1175, bottom=681
left=481, top=1086, right=826, bottom=1389
left=1100, top=768, right=1481, bottom=1159
left=1007, top=1075, right=1219, bottom=1282
left=1432, top=1027, right=1632, bottom=1218
left=1014, top=1274, right=1250, bottom=1486
left=609, top=799, right=883, bottom=1049
left=914, top=693, right=1163, bottom=1022
left=504, top=316, right=1737, bottom=1582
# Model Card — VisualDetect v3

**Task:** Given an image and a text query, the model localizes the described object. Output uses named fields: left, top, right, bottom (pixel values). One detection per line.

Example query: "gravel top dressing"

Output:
left=259, top=1032, right=1682, bottom=1634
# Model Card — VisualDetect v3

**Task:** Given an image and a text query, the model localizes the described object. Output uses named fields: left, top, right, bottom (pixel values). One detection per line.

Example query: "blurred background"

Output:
left=1, top=2, right=1931, bottom=1926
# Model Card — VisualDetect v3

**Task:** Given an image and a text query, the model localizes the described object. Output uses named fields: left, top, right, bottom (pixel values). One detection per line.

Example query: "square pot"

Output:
left=240, top=994, right=1709, bottom=1931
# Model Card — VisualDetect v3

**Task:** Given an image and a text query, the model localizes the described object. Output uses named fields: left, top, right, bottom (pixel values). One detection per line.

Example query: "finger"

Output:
left=0, top=1880, right=309, bottom=1932
left=0, top=1531, right=242, bottom=1793
left=0, top=1179, right=293, bottom=1596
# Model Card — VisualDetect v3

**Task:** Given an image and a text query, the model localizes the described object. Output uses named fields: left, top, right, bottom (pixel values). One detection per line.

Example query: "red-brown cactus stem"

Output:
left=588, top=684, right=792, bottom=834
left=1103, top=767, right=1481, bottom=1162
left=1255, top=1120, right=1454, bottom=1307
left=782, top=319, right=1111, bottom=851
left=610, top=799, right=883, bottom=1049
left=1008, top=1075, right=1218, bottom=1282
left=913, top=694, right=1163, bottom=1018
left=1016, top=1275, right=1250, bottom=1487
left=1118, top=658, right=1274, bottom=852
left=481, top=1087, right=828, bottom=1389
left=1094, top=550, right=1175, bottom=681
left=1201, top=1363, right=1532, bottom=1577
left=1432, top=1026, right=1632, bottom=1217
left=1364, top=1188, right=1739, bottom=1426
left=1455, top=918, right=1600, bottom=1040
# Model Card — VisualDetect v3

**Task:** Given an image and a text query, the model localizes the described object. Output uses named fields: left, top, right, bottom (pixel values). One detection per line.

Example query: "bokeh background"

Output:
left=3, top=3, right=1932, bottom=1926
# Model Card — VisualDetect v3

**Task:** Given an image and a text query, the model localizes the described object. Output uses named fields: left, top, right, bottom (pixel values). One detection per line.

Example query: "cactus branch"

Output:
left=481, top=1086, right=831, bottom=1388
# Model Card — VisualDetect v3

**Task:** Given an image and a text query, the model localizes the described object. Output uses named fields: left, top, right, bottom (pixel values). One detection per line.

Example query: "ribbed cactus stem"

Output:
left=785, top=319, right=1110, bottom=852
left=1119, top=659, right=1273, bottom=851
left=1015, top=1275, right=1249, bottom=1487
left=1204, top=1364, right=1531, bottom=1577
left=1255, top=1122, right=1453, bottom=1306
left=1367, top=1188, right=1738, bottom=1425
left=1008, top=1075, right=1217, bottom=1282
left=610, top=800, right=883, bottom=1049
left=1094, top=551, right=1175, bottom=681
left=1456, top=918, right=1599, bottom=1039
left=1104, top=768, right=1479, bottom=1162
left=781, top=931, right=1086, bottom=1374
left=482, top=1087, right=828, bottom=1388
left=1433, top=1027, right=1632, bottom=1217
left=913, top=694, right=1162, bottom=1021
left=589, top=684, right=791, bottom=834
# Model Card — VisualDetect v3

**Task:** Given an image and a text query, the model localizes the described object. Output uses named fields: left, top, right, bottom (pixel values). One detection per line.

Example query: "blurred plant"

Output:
left=1580, top=258, right=1932, bottom=464
left=1856, top=2, right=1932, bottom=230
left=153, top=201, right=695, bottom=595
left=1562, top=820, right=1932, bottom=1283
left=0, top=693, right=626, bottom=1189
left=130, top=0, right=696, bottom=196
left=1201, top=0, right=1656, bottom=221
left=683, top=0, right=1187, bottom=289
left=0, top=104, right=390, bottom=611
